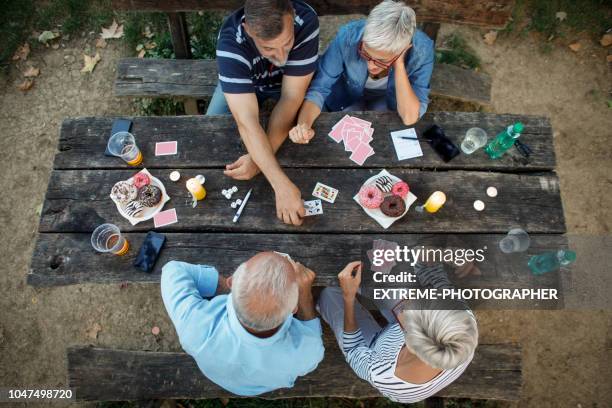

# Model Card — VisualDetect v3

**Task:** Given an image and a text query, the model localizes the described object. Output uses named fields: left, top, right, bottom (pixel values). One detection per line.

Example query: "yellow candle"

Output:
left=424, top=191, right=446, bottom=213
left=186, top=178, right=206, bottom=200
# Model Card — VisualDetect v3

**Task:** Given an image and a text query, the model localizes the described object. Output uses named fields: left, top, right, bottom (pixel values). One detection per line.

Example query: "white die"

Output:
left=230, top=202, right=238, bottom=209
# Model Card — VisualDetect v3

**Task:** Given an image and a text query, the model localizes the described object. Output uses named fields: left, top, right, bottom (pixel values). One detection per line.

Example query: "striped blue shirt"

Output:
left=342, top=324, right=473, bottom=403
left=215, top=0, right=319, bottom=94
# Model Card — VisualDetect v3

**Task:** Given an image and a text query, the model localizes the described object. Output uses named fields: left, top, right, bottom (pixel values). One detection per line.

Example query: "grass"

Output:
left=435, top=34, right=481, bottom=70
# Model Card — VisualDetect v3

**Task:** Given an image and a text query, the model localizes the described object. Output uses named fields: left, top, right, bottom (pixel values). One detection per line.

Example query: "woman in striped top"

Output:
left=318, top=261, right=478, bottom=403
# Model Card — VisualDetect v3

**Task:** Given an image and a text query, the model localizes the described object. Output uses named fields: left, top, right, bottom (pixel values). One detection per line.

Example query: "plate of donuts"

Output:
left=110, top=168, right=170, bottom=225
left=353, top=169, right=417, bottom=229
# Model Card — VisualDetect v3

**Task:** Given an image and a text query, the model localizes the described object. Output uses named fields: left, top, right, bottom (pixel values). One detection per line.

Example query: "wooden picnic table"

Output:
left=29, top=111, right=567, bottom=309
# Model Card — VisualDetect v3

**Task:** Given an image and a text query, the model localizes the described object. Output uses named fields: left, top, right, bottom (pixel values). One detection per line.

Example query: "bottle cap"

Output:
left=513, top=122, right=524, bottom=133
left=561, top=250, right=577, bottom=263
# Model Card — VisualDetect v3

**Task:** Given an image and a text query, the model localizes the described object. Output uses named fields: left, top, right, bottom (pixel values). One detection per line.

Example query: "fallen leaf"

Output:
left=23, top=66, right=40, bottom=77
left=151, top=326, right=160, bottom=336
left=31, top=296, right=38, bottom=304
left=81, top=52, right=101, bottom=73
left=600, top=33, right=612, bottom=47
left=137, top=49, right=146, bottom=58
left=12, top=43, right=30, bottom=61
left=51, top=43, right=60, bottom=50
left=38, top=30, right=59, bottom=44
left=86, top=323, right=102, bottom=340
left=100, top=19, right=124, bottom=39
left=95, top=38, right=107, bottom=48
left=144, top=41, right=157, bottom=50
left=136, top=43, right=144, bottom=51
left=483, top=30, right=497, bottom=45
left=119, top=281, right=129, bottom=289
left=568, top=42, right=581, bottom=52
left=17, top=79, right=34, bottom=91
left=555, top=11, right=567, bottom=22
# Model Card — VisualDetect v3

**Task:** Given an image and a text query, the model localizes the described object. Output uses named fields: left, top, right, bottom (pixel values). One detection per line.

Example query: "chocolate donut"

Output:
left=111, top=181, right=138, bottom=205
left=137, top=185, right=162, bottom=207
left=380, top=195, right=406, bottom=217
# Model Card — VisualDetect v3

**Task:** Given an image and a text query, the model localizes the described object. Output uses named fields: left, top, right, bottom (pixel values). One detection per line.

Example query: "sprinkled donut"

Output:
left=137, top=185, right=162, bottom=207
left=111, top=181, right=138, bottom=205
left=358, top=185, right=384, bottom=209
left=380, top=195, right=406, bottom=217
left=391, top=181, right=409, bottom=198
left=133, top=172, right=150, bottom=189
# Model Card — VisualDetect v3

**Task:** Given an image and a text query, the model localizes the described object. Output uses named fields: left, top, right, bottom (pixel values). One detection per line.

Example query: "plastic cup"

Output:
left=499, top=228, right=530, bottom=253
left=91, top=223, right=130, bottom=256
left=461, top=127, right=488, bottom=154
left=107, top=131, right=143, bottom=166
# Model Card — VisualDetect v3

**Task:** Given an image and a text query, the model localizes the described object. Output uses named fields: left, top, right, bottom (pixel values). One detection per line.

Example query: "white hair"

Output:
left=363, top=0, right=416, bottom=54
left=400, top=308, right=478, bottom=370
left=231, top=256, right=299, bottom=332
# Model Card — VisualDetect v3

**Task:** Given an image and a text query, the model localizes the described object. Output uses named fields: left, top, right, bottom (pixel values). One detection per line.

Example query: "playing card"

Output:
left=328, top=115, right=352, bottom=142
left=344, top=130, right=362, bottom=151
left=155, top=141, right=178, bottom=156
left=349, top=142, right=375, bottom=165
left=303, top=199, right=323, bottom=216
left=154, top=208, right=178, bottom=228
left=312, top=182, right=338, bottom=203
left=348, top=116, right=372, bottom=128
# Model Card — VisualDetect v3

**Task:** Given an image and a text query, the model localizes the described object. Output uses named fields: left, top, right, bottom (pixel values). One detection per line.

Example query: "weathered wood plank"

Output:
left=54, top=112, right=554, bottom=171
left=38, top=169, right=566, bottom=234
left=67, top=342, right=522, bottom=401
left=166, top=12, right=191, bottom=59
left=110, top=0, right=515, bottom=29
left=28, top=233, right=566, bottom=311
left=115, top=59, right=491, bottom=107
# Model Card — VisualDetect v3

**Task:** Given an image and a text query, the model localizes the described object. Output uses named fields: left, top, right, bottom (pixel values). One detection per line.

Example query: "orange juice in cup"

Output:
left=91, top=223, right=130, bottom=256
left=107, top=131, right=143, bottom=166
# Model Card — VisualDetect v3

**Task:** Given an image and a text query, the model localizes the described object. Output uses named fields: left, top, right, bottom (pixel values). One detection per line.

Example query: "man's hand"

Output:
left=293, top=262, right=316, bottom=320
left=294, top=262, right=316, bottom=292
left=216, top=275, right=231, bottom=295
left=289, top=123, right=315, bottom=144
left=275, top=181, right=305, bottom=225
left=338, top=261, right=362, bottom=301
left=224, top=154, right=260, bottom=180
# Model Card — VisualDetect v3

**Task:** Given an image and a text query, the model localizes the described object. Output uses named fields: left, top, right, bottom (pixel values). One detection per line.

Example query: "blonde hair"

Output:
left=400, top=308, right=478, bottom=370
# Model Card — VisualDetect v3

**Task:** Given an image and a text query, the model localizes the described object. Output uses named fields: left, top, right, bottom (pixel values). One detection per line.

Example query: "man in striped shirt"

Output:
left=207, top=0, right=320, bottom=226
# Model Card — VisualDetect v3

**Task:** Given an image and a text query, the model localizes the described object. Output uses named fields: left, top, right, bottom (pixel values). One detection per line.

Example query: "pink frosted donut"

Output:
left=359, top=185, right=384, bottom=209
left=391, top=181, right=409, bottom=198
left=133, top=172, right=150, bottom=189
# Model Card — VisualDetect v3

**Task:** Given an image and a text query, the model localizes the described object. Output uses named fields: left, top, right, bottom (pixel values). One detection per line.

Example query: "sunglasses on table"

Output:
left=358, top=41, right=406, bottom=70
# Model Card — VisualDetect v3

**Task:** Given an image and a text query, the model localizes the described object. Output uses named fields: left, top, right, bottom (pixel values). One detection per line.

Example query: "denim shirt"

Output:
left=305, top=20, right=434, bottom=117
left=160, top=261, right=325, bottom=396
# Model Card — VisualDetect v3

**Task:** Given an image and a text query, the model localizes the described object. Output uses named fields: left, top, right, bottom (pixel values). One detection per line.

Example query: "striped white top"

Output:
left=342, top=323, right=473, bottom=403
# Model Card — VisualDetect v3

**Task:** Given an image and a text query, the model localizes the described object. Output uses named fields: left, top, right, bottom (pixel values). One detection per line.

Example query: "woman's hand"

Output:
left=289, top=123, right=315, bottom=144
left=338, top=261, right=362, bottom=300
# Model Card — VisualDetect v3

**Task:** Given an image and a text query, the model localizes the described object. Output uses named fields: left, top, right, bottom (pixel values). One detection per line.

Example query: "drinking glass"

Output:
left=107, top=131, right=143, bottom=166
left=499, top=228, right=530, bottom=253
left=461, top=127, right=488, bottom=154
left=91, top=223, right=130, bottom=256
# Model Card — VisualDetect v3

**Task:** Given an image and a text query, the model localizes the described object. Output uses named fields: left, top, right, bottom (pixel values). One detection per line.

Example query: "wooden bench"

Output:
left=67, top=335, right=522, bottom=402
left=111, top=0, right=514, bottom=111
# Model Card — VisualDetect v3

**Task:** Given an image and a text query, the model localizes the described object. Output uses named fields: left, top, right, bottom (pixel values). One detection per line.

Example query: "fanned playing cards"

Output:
left=328, top=115, right=375, bottom=165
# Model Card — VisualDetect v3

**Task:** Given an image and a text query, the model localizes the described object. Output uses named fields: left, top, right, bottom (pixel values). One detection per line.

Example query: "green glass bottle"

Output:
left=528, top=250, right=576, bottom=275
left=484, top=122, right=524, bottom=159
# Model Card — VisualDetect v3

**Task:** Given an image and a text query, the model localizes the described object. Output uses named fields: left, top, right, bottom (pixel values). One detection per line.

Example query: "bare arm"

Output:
left=394, top=48, right=421, bottom=125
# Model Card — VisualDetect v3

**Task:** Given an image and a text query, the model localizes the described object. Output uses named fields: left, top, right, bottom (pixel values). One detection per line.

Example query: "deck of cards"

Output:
left=155, top=141, right=178, bottom=156
left=303, top=199, right=323, bottom=216
left=328, top=115, right=375, bottom=165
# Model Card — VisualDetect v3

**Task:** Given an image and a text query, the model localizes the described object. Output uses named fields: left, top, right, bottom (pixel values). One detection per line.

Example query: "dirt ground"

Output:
left=0, top=17, right=611, bottom=408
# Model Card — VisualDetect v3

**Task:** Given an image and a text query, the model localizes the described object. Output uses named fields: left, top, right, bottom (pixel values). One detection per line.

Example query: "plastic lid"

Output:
left=562, top=250, right=577, bottom=262
left=513, top=122, right=524, bottom=133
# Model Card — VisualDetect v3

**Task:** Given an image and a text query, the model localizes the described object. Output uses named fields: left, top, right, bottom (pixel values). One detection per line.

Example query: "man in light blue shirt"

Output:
left=160, top=251, right=324, bottom=396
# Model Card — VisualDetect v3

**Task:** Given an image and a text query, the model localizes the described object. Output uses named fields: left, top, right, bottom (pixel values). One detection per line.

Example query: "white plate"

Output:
left=353, top=169, right=417, bottom=229
left=110, top=168, right=171, bottom=225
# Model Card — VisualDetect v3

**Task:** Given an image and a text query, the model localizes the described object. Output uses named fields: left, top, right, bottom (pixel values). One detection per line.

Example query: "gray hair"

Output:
left=231, top=255, right=298, bottom=331
left=363, top=0, right=416, bottom=54
left=400, top=309, right=478, bottom=370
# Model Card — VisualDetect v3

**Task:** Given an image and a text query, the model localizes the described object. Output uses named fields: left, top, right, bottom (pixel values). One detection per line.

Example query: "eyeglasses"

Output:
left=358, top=41, right=403, bottom=70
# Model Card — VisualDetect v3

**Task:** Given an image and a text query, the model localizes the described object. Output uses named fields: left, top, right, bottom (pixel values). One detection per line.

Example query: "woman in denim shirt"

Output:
left=289, top=0, right=434, bottom=143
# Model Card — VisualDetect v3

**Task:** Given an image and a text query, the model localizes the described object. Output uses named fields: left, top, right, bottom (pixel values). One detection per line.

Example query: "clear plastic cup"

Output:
left=499, top=228, right=530, bottom=253
left=107, top=131, right=143, bottom=166
left=461, top=127, right=488, bottom=154
left=91, top=223, right=130, bottom=255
